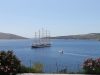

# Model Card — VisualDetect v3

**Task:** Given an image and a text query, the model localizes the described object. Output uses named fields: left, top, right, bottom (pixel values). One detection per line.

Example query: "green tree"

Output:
left=83, top=58, right=100, bottom=74
left=0, top=51, right=21, bottom=75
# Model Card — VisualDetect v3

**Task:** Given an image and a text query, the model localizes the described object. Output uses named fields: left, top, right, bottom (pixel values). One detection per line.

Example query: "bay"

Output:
left=0, top=39, right=100, bottom=73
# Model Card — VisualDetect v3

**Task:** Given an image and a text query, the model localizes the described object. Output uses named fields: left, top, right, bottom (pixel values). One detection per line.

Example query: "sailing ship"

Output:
left=32, top=29, right=51, bottom=48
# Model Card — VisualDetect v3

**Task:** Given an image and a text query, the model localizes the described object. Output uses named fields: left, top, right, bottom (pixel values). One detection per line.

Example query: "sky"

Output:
left=0, top=0, right=100, bottom=38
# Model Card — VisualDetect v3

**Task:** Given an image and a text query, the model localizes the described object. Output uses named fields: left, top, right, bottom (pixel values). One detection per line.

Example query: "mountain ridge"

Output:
left=0, top=32, right=28, bottom=39
left=51, top=33, right=100, bottom=40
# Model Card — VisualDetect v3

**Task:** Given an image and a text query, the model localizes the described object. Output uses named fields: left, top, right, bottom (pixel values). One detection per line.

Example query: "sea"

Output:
left=0, top=39, right=100, bottom=73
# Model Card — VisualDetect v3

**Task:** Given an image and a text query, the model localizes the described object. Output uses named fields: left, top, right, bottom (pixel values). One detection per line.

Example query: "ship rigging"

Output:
left=32, top=29, right=51, bottom=48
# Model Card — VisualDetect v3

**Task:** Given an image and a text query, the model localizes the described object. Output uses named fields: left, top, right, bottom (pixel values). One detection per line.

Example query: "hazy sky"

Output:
left=0, top=0, right=100, bottom=38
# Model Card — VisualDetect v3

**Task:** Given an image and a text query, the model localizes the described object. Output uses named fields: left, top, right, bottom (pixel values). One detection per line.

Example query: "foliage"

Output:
left=32, top=62, right=44, bottom=73
left=19, top=62, right=44, bottom=73
left=0, top=50, right=44, bottom=74
left=0, top=50, right=21, bottom=75
left=19, top=65, right=34, bottom=73
left=83, top=58, right=100, bottom=74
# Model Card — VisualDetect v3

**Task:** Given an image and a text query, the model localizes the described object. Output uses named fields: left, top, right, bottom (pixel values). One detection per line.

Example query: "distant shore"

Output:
left=50, top=33, right=100, bottom=41
left=0, top=32, right=28, bottom=39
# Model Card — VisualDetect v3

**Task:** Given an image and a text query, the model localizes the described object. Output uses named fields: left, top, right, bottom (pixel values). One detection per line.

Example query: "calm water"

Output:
left=0, top=39, right=100, bottom=73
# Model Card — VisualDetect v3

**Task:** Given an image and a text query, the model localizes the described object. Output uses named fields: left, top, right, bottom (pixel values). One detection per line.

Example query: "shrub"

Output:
left=83, top=58, right=100, bottom=74
left=32, top=62, right=44, bottom=73
left=0, top=50, right=44, bottom=74
left=0, top=50, right=21, bottom=75
left=19, top=63, right=44, bottom=73
left=19, top=65, right=34, bottom=73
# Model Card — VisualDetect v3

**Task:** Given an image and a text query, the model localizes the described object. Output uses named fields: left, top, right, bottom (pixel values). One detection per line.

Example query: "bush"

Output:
left=32, top=62, right=44, bottom=73
left=19, top=65, right=34, bottom=73
left=19, top=63, right=44, bottom=73
left=83, top=58, right=100, bottom=74
left=0, top=50, right=21, bottom=75
left=0, top=50, right=44, bottom=74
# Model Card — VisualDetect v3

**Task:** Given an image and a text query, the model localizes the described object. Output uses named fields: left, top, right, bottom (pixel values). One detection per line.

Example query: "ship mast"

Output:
left=48, top=31, right=50, bottom=45
left=35, top=32, right=37, bottom=45
left=46, top=29, right=48, bottom=45
left=42, top=28, right=44, bottom=45
left=46, top=29, right=50, bottom=45
left=39, top=30, right=41, bottom=45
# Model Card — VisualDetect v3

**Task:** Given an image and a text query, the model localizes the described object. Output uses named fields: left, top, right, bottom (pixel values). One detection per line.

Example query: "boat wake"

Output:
left=63, top=52, right=90, bottom=57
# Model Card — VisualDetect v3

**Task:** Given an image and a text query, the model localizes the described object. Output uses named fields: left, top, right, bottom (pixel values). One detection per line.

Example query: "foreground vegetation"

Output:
left=0, top=51, right=20, bottom=75
left=0, top=50, right=100, bottom=74
left=0, top=51, right=43, bottom=75
left=83, top=58, right=100, bottom=74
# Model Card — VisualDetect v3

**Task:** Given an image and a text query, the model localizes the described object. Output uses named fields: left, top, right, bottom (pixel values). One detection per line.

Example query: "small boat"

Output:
left=59, top=49, right=64, bottom=54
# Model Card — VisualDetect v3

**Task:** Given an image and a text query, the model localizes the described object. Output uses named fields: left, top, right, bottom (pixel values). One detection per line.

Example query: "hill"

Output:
left=0, top=32, right=27, bottom=39
left=51, top=33, right=100, bottom=40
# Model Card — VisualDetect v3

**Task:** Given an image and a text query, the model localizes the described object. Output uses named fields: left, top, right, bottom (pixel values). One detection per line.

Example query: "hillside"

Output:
left=51, top=33, right=100, bottom=40
left=0, top=32, right=27, bottom=39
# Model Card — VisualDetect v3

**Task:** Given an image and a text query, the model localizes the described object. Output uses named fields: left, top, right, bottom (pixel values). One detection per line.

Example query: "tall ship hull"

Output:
left=32, top=44, right=51, bottom=48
